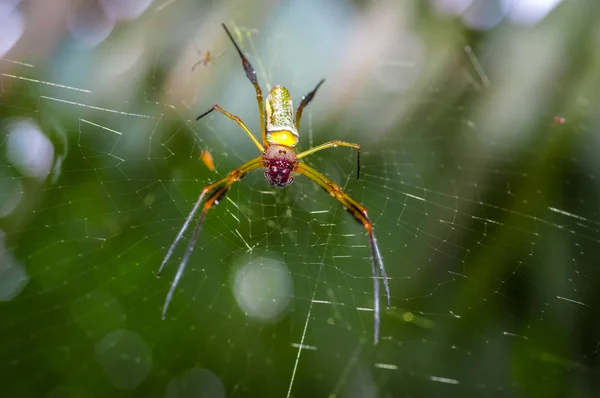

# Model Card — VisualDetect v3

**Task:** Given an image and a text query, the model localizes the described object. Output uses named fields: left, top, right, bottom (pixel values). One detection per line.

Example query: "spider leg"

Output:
left=157, top=186, right=211, bottom=278
left=158, top=156, right=263, bottom=319
left=197, top=104, right=264, bottom=152
left=191, top=59, right=204, bottom=71
left=295, top=162, right=390, bottom=344
left=295, top=79, right=325, bottom=132
left=191, top=46, right=206, bottom=71
left=157, top=170, right=232, bottom=277
left=221, top=23, right=267, bottom=146
left=371, top=243, right=380, bottom=343
left=296, top=140, right=361, bottom=180
left=212, top=48, right=228, bottom=60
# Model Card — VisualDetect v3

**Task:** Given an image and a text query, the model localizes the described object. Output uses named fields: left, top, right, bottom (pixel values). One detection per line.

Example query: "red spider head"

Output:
left=263, top=144, right=297, bottom=188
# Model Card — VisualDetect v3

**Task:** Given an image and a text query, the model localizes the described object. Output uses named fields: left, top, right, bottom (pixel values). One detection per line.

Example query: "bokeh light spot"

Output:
left=0, top=171, right=23, bottom=218
left=5, top=119, right=54, bottom=182
left=71, top=290, right=127, bottom=337
left=67, top=3, right=115, bottom=48
left=94, top=330, right=152, bottom=390
left=431, top=0, right=474, bottom=16
left=462, top=0, right=511, bottom=30
left=165, top=367, right=225, bottom=398
left=231, top=256, right=293, bottom=323
left=0, top=229, right=29, bottom=302
left=100, top=0, right=152, bottom=21
left=507, top=0, right=563, bottom=25
left=0, top=3, right=24, bottom=58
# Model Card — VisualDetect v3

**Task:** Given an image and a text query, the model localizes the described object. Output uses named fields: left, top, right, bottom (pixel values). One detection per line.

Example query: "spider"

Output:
left=191, top=48, right=227, bottom=71
left=158, top=23, right=391, bottom=344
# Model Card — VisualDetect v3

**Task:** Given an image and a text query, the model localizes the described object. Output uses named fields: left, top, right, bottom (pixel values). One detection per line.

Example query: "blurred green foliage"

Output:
left=2, top=0, right=600, bottom=397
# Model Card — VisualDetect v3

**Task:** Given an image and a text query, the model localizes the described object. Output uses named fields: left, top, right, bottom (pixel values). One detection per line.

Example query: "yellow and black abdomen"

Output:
left=265, top=85, right=299, bottom=148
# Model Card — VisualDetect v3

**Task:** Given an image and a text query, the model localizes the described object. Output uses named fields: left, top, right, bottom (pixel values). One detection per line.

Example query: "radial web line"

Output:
left=285, top=203, right=343, bottom=398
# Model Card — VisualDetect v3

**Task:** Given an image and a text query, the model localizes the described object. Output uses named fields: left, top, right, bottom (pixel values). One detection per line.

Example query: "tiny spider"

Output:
left=158, top=23, right=391, bottom=344
left=191, top=48, right=227, bottom=71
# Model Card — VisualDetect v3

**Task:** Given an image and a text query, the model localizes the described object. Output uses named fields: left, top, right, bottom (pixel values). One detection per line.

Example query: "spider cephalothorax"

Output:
left=263, top=145, right=297, bottom=187
left=158, top=23, right=390, bottom=345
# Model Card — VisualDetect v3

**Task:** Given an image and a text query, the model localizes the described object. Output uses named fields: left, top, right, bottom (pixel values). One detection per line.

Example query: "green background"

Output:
left=1, top=0, right=600, bottom=397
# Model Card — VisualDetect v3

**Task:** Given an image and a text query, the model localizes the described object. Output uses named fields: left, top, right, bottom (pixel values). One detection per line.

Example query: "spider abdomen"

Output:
left=265, top=85, right=299, bottom=148
left=263, top=144, right=297, bottom=187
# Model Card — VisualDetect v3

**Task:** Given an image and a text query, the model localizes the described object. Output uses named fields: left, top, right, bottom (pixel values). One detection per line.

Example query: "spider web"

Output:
left=1, top=1, right=600, bottom=397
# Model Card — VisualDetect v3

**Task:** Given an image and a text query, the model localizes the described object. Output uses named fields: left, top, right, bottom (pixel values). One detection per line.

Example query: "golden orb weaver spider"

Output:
left=157, top=23, right=391, bottom=344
